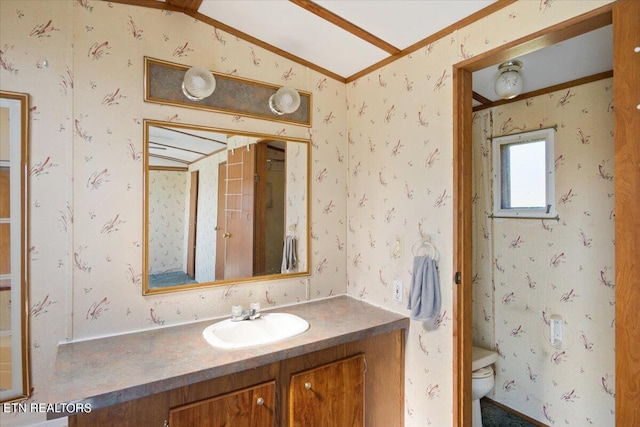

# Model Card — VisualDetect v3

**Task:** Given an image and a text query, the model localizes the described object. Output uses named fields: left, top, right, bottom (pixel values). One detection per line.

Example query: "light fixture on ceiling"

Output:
left=269, top=86, right=301, bottom=115
left=494, top=60, right=523, bottom=100
left=182, top=66, right=216, bottom=101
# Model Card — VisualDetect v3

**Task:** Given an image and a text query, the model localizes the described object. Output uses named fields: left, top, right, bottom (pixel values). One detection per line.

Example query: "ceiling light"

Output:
left=269, top=87, right=301, bottom=115
left=182, top=67, right=216, bottom=101
left=494, top=60, right=523, bottom=100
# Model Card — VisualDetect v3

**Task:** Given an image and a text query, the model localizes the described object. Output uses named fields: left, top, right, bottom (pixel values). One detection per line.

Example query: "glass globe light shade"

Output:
left=182, top=67, right=216, bottom=101
left=269, top=87, right=301, bottom=115
left=494, top=60, right=523, bottom=100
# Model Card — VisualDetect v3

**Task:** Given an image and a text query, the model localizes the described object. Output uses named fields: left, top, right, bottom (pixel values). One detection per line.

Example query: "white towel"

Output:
left=406, top=255, right=441, bottom=321
left=281, top=236, right=297, bottom=273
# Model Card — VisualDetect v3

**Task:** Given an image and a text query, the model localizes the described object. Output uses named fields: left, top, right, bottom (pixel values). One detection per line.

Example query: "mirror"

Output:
left=0, top=90, right=30, bottom=403
left=143, top=120, right=310, bottom=294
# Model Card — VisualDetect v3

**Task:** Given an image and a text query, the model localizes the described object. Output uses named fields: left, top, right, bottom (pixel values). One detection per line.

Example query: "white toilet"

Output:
left=472, top=346, right=498, bottom=427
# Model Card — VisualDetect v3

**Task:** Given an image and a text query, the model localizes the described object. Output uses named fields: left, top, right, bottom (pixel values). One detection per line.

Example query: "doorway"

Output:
left=214, top=141, right=287, bottom=280
left=453, top=2, right=640, bottom=426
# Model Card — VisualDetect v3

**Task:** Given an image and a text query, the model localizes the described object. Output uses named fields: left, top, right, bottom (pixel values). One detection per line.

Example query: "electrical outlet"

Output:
left=393, top=280, right=403, bottom=303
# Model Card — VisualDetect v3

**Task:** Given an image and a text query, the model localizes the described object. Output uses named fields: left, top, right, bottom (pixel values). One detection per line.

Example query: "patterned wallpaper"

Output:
left=188, top=150, right=225, bottom=282
left=0, top=0, right=614, bottom=425
left=284, top=140, right=309, bottom=273
left=0, top=1, right=347, bottom=425
left=148, top=170, right=187, bottom=275
left=345, top=1, right=614, bottom=426
left=472, top=78, right=615, bottom=425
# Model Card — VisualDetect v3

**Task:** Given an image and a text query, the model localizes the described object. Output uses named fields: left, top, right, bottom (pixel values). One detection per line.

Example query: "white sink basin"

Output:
left=202, top=313, right=310, bottom=349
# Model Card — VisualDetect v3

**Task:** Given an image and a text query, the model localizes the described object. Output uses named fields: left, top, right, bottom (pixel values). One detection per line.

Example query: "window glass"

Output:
left=492, top=128, right=556, bottom=218
left=501, top=139, right=546, bottom=208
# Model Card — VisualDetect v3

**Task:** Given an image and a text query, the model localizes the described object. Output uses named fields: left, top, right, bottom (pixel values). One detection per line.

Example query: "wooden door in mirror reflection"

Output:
left=223, top=145, right=256, bottom=279
left=254, top=141, right=267, bottom=275
left=215, top=163, right=226, bottom=279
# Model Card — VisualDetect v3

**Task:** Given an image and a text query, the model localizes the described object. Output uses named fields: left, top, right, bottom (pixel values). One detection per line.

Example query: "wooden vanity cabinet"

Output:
left=68, top=329, right=403, bottom=427
left=169, top=381, right=275, bottom=427
left=289, top=355, right=364, bottom=427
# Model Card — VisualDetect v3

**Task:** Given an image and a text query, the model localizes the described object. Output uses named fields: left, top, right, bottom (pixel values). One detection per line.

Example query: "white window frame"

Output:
left=492, top=127, right=557, bottom=219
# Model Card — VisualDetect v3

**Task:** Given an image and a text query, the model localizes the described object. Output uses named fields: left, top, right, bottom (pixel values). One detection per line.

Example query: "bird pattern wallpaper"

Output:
left=148, top=169, right=187, bottom=275
left=0, top=0, right=614, bottom=425
left=472, top=78, right=615, bottom=426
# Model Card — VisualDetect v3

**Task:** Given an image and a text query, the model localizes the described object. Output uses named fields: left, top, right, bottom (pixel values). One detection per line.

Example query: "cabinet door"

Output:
left=289, top=354, right=365, bottom=427
left=169, top=381, right=275, bottom=427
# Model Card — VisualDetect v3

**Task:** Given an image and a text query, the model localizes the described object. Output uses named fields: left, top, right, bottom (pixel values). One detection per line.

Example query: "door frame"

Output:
left=453, top=2, right=639, bottom=425
left=253, top=140, right=268, bottom=275
left=215, top=162, right=226, bottom=279
left=186, top=170, right=199, bottom=278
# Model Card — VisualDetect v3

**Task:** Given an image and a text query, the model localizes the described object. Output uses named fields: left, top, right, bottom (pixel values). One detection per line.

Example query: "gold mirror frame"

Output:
left=0, top=90, right=30, bottom=403
left=142, top=120, right=311, bottom=295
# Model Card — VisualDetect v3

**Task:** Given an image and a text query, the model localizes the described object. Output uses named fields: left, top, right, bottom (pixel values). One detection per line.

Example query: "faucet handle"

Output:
left=250, top=302, right=261, bottom=319
left=231, top=305, right=243, bottom=318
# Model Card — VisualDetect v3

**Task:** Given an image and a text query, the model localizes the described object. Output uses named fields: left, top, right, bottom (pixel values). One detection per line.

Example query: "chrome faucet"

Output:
left=230, top=303, right=261, bottom=321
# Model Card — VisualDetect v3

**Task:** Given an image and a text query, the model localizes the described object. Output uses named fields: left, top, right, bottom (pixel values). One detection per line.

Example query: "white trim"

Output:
left=28, top=417, right=69, bottom=427
left=492, top=128, right=556, bottom=219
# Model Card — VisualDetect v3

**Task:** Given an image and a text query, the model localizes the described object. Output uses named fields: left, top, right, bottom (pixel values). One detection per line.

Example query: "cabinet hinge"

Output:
left=164, top=420, right=169, bottom=427
left=254, top=173, right=260, bottom=182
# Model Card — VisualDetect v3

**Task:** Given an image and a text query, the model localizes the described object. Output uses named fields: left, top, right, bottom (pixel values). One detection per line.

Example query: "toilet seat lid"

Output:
left=472, top=366, right=493, bottom=379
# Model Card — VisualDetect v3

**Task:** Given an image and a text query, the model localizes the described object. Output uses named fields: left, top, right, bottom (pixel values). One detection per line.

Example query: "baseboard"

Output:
left=482, top=397, right=549, bottom=427
left=30, top=418, right=68, bottom=427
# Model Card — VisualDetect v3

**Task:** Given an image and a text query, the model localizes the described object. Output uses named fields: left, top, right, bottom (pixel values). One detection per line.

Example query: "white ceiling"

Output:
left=148, top=125, right=227, bottom=168
left=145, top=0, right=613, bottom=105
left=473, top=25, right=613, bottom=104
left=147, top=126, right=289, bottom=169
left=197, top=0, right=496, bottom=78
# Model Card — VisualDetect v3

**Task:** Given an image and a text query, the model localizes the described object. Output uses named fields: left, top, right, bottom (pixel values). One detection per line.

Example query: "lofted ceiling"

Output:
left=114, top=0, right=612, bottom=108
left=147, top=125, right=288, bottom=170
left=148, top=125, right=228, bottom=169
left=196, top=0, right=498, bottom=78
left=114, top=0, right=506, bottom=81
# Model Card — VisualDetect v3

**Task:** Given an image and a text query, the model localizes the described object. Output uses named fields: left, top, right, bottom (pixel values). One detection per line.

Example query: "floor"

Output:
left=480, top=398, right=537, bottom=427
left=148, top=271, right=197, bottom=288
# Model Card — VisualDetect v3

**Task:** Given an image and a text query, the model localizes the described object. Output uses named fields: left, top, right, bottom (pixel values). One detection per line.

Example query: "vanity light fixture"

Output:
left=494, top=60, right=523, bottom=100
left=182, top=66, right=216, bottom=101
left=269, top=86, right=301, bottom=115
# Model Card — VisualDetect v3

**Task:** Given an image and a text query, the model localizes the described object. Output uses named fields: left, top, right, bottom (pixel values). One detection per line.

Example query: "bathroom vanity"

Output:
left=48, top=296, right=408, bottom=427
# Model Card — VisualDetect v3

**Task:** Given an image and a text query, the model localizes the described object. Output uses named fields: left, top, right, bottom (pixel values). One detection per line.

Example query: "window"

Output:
left=492, top=128, right=556, bottom=218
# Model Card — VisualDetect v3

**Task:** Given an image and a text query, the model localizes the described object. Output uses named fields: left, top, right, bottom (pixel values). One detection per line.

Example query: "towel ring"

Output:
left=411, top=240, right=438, bottom=261
left=287, top=223, right=298, bottom=238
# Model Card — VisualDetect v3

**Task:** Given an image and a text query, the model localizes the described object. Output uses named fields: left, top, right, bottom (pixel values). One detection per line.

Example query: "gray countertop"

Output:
left=47, top=295, right=408, bottom=416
